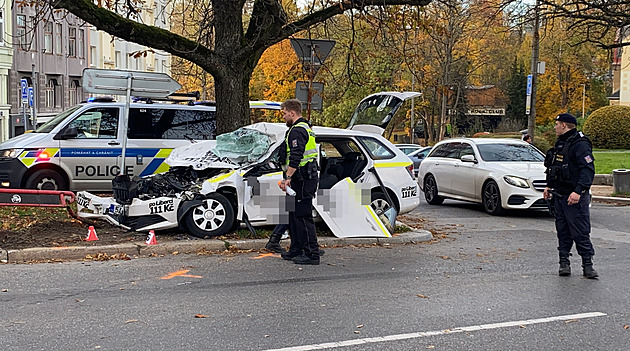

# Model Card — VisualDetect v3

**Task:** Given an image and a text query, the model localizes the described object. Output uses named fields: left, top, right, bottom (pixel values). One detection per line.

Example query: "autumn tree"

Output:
left=48, top=0, right=432, bottom=134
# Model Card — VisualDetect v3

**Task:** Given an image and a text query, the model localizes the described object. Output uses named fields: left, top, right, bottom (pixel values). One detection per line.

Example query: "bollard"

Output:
left=612, top=169, right=630, bottom=194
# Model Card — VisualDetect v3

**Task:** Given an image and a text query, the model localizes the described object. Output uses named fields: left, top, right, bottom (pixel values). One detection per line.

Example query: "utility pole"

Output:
left=527, top=0, right=540, bottom=142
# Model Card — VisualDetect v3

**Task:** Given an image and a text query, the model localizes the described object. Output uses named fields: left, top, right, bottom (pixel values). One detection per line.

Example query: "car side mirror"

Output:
left=56, top=126, right=79, bottom=140
left=461, top=154, right=477, bottom=163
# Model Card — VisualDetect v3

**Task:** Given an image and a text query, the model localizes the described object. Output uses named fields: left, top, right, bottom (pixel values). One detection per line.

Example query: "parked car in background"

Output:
left=417, top=138, right=547, bottom=215
left=395, top=143, right=423, bottom=155
left=408, top=146, right=432, bottom=177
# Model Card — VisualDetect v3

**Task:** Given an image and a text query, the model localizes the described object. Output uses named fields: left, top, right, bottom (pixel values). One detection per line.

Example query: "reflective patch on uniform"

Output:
left=584, top=155, right=593, bottom=163
left=292, top=139, right=298, bottom=147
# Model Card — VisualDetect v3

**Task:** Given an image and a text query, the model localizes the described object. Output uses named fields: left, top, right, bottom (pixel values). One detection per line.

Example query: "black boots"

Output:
left=559, top=253, right=571, bottom=276
left=582, top=256, right=599, bottom=279
left=265, top=232, right=285, bottom=254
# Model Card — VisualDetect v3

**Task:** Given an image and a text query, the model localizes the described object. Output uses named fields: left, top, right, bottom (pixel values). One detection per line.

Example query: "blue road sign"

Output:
left=28, top=87, right=34, bottom=107
left=526, top=74, right=532, bottom=96
left=20, top=79, right=28, bottom=103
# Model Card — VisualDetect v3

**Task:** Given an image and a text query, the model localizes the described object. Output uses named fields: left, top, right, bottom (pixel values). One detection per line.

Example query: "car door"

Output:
left=450, top=141, right=481, bottom=199
left=422, top=142, right=461, bottom=195
left=57, top=106, right=123, bottom=190
left=242, top=146, right=287, bottom=224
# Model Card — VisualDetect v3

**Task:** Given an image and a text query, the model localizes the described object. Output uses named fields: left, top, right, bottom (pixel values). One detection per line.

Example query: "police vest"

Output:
left=545, top=131, right=592, bottom=187
left=285, top=121, right=317, bottom=167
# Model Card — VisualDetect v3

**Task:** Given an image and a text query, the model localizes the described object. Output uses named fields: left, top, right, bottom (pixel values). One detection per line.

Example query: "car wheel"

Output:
left=371, top=191, right=395, bottom=216
left=482, top=180, right=504, bottom=215
left=183, top=193, right=235, bottom=238
left=25, top=169, right=67, bottom=190
left=423, top=175, right=444, bottom=205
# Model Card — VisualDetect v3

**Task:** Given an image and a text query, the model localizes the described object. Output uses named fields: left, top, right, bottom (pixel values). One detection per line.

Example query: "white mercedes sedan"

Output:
left=417, top=138, right=548, bottom=215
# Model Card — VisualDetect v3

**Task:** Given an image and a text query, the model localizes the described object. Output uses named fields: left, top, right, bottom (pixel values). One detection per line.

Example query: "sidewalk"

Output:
left=0, top=229, right=433, bottom=264
left=591, top=185, right=630, bottom=205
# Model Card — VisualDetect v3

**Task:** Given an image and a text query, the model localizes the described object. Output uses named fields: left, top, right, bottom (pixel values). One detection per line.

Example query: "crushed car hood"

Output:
left=166, top=122, right=288, bottom=170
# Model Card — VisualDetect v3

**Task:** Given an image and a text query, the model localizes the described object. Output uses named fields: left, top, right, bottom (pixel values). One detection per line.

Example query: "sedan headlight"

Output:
left=503, top=175, right=530, bottom=189
left=0, top=149, right=24, bottom=158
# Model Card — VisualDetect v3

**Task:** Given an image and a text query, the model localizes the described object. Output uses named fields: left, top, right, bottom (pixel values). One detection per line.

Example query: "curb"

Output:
left=2, top=230, right=433, bottom=263
left=592, top=195, right=630, bottom=205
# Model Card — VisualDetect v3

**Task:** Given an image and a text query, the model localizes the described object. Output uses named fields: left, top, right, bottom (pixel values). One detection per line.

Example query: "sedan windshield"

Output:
left=478, top=143, right=544, bottom=162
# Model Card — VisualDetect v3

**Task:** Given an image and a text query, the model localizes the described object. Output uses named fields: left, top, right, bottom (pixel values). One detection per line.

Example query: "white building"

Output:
left=0, top=3, right=13, bottom=142
left=89, top=0, right=172, bottom=98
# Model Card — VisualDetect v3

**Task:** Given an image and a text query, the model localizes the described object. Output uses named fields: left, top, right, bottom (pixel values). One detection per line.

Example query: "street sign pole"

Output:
left=120, top=74, right=133, bottom=176
left=307, top=45, right=314, bottom=122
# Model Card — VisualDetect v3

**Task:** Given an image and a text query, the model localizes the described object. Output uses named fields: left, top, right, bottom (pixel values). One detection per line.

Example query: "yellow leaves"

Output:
left=194, top=314, right=209, bottom=318
left=85, top=253, right=131, bottom=261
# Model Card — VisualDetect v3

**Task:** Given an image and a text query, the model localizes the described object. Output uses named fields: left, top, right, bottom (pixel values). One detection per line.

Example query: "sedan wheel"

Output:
left=183, top=193, right=235, bottom=238
left=482, top=180, right=504, bottom=215
left=423, top=175, right=444, bottom=205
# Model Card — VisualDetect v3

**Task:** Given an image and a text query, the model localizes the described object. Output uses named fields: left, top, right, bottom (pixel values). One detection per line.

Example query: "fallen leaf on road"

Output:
left=427, top=346, right=435, bottom=349
left=438, top=256, right=451, bottom=260
left=264, top=335, right=270, bottom=338
left=565, top=319, right=578, bottom=324
left=357, top=324, right=364, bottom=328
left=125, top=319, right=138, bottom=324
left=1, top=289, right=8, bottom=292
left=172, top=251, right=179, bottom=255
left=417, top=294, right=429, bottom=299
left=624, top=325, right=629, bottom=330
left=519, top=325, right=526, bottom=328
left=75, top=299, right=84, bottom=303
left=195, top=314, right=209, bottom=318
left=353, top=331, right=360, bottom=334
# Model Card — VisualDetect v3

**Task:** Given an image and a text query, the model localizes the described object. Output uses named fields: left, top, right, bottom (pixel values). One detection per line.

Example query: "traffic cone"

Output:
left=145, top=230, right=157, bottom=245
left=85, top=226, right=99, bottom=241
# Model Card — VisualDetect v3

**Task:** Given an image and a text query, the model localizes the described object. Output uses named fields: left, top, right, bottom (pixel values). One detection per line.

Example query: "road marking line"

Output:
left=263, top=312, right=606, bottom=351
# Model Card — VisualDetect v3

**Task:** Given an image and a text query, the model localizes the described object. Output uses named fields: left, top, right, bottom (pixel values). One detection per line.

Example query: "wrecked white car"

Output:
left=77, top=92, right=421, bottom=238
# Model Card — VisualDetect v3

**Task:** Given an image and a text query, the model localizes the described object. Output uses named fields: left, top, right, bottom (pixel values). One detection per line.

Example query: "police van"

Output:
left=0, top=99, right=281, bottom=191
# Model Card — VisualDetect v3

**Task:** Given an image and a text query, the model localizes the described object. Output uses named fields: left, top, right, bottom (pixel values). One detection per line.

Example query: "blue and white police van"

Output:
left=0, top=99, right=281, bottom=191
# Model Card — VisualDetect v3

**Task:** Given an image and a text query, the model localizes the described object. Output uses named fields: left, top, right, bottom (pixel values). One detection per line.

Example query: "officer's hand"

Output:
left=543, top=187, right=551, bottom=200
left=278, top=179, right=287, bottom=191
left=567, top=192, right=580, bottom=205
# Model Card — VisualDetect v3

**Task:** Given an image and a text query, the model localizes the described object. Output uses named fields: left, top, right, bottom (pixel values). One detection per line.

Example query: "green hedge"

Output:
left=583, top=105, right=630, bottom=149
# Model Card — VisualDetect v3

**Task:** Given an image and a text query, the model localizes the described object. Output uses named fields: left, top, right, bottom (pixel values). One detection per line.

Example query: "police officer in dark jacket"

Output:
left=543, top=113, right=598, bottom=278
left=278, top=99, right=320, bottom=265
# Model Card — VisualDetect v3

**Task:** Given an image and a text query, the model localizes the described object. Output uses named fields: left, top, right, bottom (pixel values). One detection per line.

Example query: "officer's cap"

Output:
left=555, top=113, right=577, bottom=125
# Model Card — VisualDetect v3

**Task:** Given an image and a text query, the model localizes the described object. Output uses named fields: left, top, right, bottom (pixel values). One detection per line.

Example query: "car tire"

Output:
left=423, top=175, right=444, bottom=205
left=25, top=169, right=67, bottom=190
left=371, top=191, right=395, bottom=216
left=183, top=193, right=235, bottom=238
left=482, top=180, right=505, bottom=215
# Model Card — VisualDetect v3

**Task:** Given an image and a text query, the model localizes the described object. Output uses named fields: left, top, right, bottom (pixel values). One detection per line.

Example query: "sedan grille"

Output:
left=532, top=179, right=546, bottom=192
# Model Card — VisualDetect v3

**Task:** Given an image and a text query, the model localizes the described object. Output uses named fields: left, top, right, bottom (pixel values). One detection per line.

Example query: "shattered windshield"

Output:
left=212, top=127, right=272, bottom=163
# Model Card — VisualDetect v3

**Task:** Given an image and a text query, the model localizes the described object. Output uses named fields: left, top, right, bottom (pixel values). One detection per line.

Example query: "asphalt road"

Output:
left=1, top=199, right=629, bottom=350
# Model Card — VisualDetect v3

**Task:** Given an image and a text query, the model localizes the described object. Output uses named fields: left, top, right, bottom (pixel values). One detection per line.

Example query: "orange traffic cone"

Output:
left=145, top=230, right=157, bottom=245
left=85, top=226, right=99, bottom=241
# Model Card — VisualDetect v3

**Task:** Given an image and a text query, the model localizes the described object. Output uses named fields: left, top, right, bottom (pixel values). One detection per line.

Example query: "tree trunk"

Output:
left=214, top=64, right=254, bottom=135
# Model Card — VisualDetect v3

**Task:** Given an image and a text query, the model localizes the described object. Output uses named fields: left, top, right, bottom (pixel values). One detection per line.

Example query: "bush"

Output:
left=583, top=105, right=630, bottom=149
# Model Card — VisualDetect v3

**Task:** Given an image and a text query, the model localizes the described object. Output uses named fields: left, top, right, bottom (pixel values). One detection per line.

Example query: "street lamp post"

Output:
left=582, top=83, right=586, bottom=118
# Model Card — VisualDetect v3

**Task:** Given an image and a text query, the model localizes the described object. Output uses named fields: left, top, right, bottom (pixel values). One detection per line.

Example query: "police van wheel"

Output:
left=423, top=175, right=444, bottom=205
left=25, top=169, right=67, bottom=191
left=183, top=193, right=235, bottom=238
left=482, top=180, right=504, bottom=215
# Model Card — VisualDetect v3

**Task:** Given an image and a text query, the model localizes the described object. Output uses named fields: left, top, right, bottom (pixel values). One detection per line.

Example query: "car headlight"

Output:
left=503, top=175, right=530, bottom=189
left=0, top=149, right=24, bottom=158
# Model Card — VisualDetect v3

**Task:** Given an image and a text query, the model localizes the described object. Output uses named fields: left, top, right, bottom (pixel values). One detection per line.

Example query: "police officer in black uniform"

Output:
left=278, top=99, right=320, bottom=265
left=543, top=113, right=598, bottom=278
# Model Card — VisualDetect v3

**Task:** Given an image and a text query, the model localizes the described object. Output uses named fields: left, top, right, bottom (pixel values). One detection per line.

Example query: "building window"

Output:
left=44, top=22, right=53, bottom=53
left=115, top=51, right=121, bottom=68
left=55, top=23, right=62, bottom=55
left=77, top=29, right=84, bottom=58
left=0, top=10, right=4, bottom=46
left=154, top=58, right=158, bottom=72
left=45, top=79, right=55, bottom=108
left=17, top=15, right=27, bottom=50
left=89, top=46, right=96, bottom=67
left=69, top=80, right=80, bottom=106
left=68, top=28, right=76, bottom=57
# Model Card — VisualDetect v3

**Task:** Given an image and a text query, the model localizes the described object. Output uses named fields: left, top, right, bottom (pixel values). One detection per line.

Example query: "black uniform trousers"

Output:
left=553, top=192, right=594, bottom=257
left=287, top=176, right=319, bottom=259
